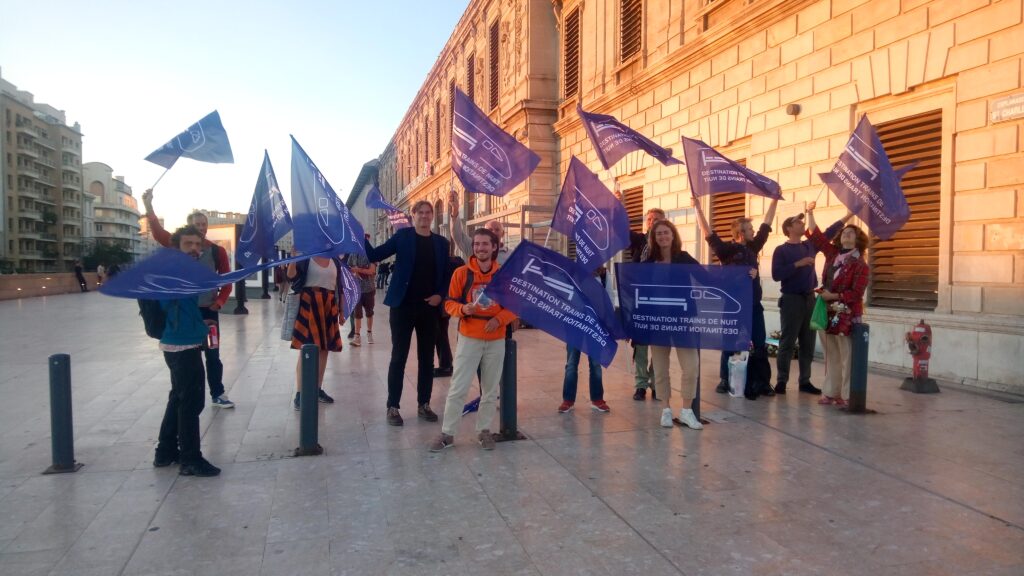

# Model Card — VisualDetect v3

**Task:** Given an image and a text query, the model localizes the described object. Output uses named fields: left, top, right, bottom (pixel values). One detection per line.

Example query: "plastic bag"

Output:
left=728, top=351, right=749, bottom=398
left=280, top=292, right=300, bottom=341
left=809, top=295, right=828, bottom=331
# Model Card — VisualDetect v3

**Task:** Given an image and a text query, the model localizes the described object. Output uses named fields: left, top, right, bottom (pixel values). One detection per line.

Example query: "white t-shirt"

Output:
left=305, top=259, right=337, bottom=290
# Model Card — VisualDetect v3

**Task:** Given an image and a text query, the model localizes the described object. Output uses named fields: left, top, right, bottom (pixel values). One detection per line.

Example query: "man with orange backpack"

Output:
left=429, top=228, right=516, bottom=452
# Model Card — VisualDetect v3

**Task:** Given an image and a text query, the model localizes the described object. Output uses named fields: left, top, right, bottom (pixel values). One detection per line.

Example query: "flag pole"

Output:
left=812, top=183, right=827, bottom=205
left=150, top=167, right=171, bottom=191
left=543, top=225, right=553, bottom=249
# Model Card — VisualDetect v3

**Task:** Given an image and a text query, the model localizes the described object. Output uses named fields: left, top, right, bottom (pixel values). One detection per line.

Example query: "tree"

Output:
left=83, top=240, right=131, bottom=270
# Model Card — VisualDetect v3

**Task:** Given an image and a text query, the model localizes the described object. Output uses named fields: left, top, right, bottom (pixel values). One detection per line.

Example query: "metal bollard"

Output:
left=848, top=323, right=870, bottom=414
left=497, top=338, right=525, bottom=441
left=260, top=266, right=271, bottom=299
left=294, top=344, right=323, bottom=456
left=233, top=278, right=249, bottom=315
left=44, top=354, right=83, bottom=474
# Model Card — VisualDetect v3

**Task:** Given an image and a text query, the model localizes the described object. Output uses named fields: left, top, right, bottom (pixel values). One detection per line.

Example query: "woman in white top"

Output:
left=286, top=254, right=346, bottom=410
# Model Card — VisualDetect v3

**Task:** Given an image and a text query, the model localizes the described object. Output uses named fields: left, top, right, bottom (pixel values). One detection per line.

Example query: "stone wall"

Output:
left=0, top=273, right=97, bottom=300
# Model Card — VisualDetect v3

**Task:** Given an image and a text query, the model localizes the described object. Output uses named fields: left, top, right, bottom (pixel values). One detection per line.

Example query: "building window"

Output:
left=434, top=99, right=441, bottom=160
left=868, top=109, right=942, bottom=311
left=489, top=21, right=500, bottom=110
left=467, top=53, right=476, bottom=103
left=710, top=192, right=745, bottom=264
left=423, top=116, right=430, bottom=168
left=620, top=0, right=643, bottom=62
left=564, top=7, right=581, bottom=98
left=622, top=186, right=644, bottom=262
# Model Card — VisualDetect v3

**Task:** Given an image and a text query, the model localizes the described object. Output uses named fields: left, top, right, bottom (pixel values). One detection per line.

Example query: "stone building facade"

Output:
left=377, top=0, right=560, bottom=251
left=82, top=163, right=141, bottom=260
left=380, top=0, right=1024, bottom=393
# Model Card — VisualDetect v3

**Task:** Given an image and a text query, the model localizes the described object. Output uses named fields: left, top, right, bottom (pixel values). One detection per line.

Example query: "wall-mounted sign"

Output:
left=991, top=93, right=1024, bottom=123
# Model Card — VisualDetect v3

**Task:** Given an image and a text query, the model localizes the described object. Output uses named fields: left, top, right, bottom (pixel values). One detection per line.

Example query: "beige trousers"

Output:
left=822, top=333, right=852, bottom=400
left=650, top=345, right=699, bottom=409
left=440, top=335, right=505, bottom=437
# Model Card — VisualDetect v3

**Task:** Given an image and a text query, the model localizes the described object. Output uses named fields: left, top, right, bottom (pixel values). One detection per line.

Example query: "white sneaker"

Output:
left=366, top=331, right=373, bottom=344
left=660, top=408, right=673, bottom=428
left=678, top=408, right=703, bottom=430
left=352, top=334, right=361, bottom=347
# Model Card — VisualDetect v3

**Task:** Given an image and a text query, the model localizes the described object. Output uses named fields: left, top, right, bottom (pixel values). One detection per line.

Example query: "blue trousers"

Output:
left=562, top=345, right=603, bottom=402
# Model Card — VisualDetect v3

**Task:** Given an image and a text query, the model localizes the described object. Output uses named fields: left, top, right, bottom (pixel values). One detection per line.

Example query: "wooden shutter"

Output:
left=710, top=192, right=745, bottom=264
left=434, top=100, right=441, bottom=160
left=622, top=186, right=644, bottom=262
left=868, top=110, right=941, bottom=310
left=467, top=54, right=476, bottom=103
left=564, top=8, right=580, bottom=98
left=489, top=21, right=500, bottom=110
left=620, top=0, right=642, bottom=62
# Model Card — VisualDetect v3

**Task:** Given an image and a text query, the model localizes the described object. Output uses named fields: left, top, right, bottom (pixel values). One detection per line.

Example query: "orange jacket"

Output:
left=445, top=256, right=516, bottom=341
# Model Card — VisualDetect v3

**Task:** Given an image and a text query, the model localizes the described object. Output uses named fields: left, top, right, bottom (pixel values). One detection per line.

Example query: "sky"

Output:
left=0, top=0, right=469, bottom=228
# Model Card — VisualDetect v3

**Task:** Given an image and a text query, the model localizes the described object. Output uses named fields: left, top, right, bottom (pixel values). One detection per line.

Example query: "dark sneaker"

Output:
left=428, top=433, right=454, bottom=452
left=318, top=389, right=335, bottom=404
left=418, top=404, right=438, bottom=422
left=774, top=384, right=787, bottom=395
left=799, top=383, right=823, bottom=395
left=387, top=407, right=404, bottom=426
left=761, top=385, right=777, bottom=397
left=153, top=453, right=178, bottom=468
left=293, top=392, right=301, bottom=411
left=478, top=430, right=496, bottom=450
left=632, top=388, right=646, bottom=401
left=180, top=458, right=221, bottom=477
left=211, top=394, right=235, bottom=408
left=432, top=366, right=453, bottom=378
left=715, top=380, right=729, bottom=394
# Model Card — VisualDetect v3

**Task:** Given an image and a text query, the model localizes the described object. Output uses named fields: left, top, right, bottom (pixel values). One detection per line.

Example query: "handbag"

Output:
left=809, top=294, right=828, bottom=331
left=280, top=291, right=300, bottom=341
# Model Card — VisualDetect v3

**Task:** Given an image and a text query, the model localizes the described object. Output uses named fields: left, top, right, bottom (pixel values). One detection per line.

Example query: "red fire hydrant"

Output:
left=902, top=319, right=939, bottom=393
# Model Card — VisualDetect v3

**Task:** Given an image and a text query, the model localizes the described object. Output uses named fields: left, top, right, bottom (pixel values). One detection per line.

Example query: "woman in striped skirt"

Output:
left=286, top=254, right=345, bottom=410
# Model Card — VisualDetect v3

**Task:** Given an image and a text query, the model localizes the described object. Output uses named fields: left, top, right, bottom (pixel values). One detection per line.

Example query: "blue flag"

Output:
left=819, top=116, right=915, bottom=240
left=339, top=263, right=360, bottom=321
left=144, top=110, right=234, bottom=169
left=290, top=136, right=366, bottom=257
left=616, top=263, right=752, bottom=350
left=237, top=152, right=293, bottom=268
left=552, top=157, right=631, bottom=273
left=452, top=88, right=540, bottom=196
left=680, top=136, right=782, bottom=199
left=100, top=249, right=326, bottom=300
left=484, top=241, right=622, bottom=367
left=578, top=103, right=682, bottom=170
left=365, top=183, right=411, bottom=230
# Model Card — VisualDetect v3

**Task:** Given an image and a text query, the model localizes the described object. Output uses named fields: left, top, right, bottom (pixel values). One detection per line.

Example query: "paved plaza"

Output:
left=0, top=291, right=1022, bottom=576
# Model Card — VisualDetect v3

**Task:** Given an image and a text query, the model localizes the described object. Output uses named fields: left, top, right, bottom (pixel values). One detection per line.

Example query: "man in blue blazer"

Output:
left=364, top=200, right=450, bottom=426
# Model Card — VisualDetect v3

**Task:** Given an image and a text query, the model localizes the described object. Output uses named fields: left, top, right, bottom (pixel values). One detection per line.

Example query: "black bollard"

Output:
left=233, top=278, right=249, bottom=315
left=497, top=337, right=525, bottom=441
left=260, top=266, right=271, bottom=299
left=294, top=344, right=323, bottom=456
left=848, top=323, right=870, bottom=414
left=44, top=354, right=83, bottom=474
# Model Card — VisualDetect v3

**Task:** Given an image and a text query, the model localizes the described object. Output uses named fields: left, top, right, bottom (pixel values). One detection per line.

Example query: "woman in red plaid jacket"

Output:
left=808, top=206, right=870, bottom=408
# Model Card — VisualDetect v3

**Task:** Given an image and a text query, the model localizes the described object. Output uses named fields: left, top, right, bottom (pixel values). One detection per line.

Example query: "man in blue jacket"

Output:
left=364, top=200, right=450, bottom=426
left=153, top=225, right=220, bottom=477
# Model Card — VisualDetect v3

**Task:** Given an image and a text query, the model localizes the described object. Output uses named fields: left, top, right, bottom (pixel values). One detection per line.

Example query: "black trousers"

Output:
left=387, top=302, right=439, bottom=409
left=435, top=314, right=453, bottom=370
left=156, top=348, right=206, bottom=464
left=776, top=293, right=816, bottom=387
left=198, top=307, right=224, bottom=399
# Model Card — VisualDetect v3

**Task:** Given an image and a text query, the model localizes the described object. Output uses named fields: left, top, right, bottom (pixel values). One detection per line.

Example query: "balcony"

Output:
left=18, top=208, right=43, bottom=220
left=62, top=181, right=81, bottom=192
left=17, top=187, right=41, bottom=200
left=62, top=195, right=82, bottom=207
left=35, top=139, right=56, bottom=151
left=34, top=157, right=56, bottom=169
left=19, top=250, right=45, bottom=259
left=39, top=233, right=58, bottom=243
left=18, top=166, right=41, bottom=179
left=17, top=228, right=41, bottom=239
left=36, top=195, right=56, bottom=206
left=61, top=141, right=80, bottom=154
left=61, top=162, right=80, bottom=174
left=15, top=121, right=36, bottom=137
left=16, top=145, right=39, bottom=159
